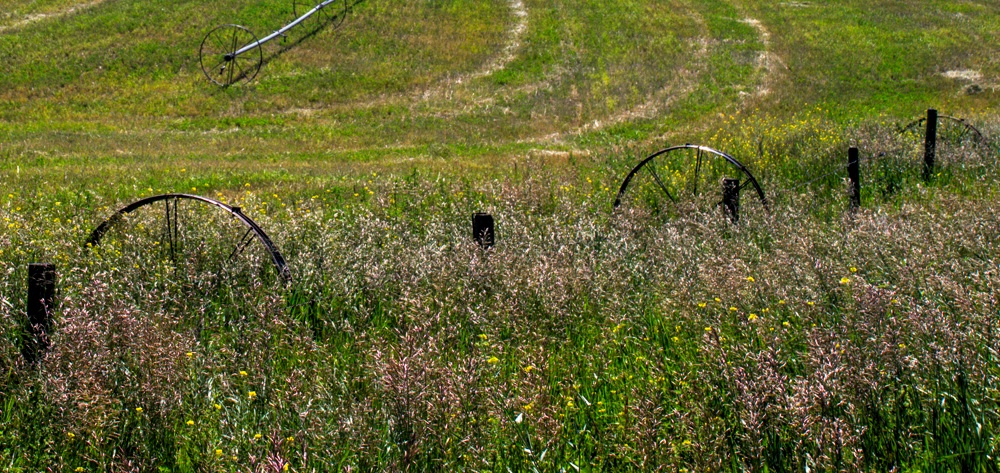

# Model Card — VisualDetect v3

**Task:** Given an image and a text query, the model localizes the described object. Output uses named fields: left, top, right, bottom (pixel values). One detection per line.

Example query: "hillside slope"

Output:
left=1, top=0, right=994, bottom=165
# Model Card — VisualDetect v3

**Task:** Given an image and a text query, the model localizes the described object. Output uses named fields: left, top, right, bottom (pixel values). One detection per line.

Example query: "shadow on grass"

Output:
left=261, top=0, right=367, bottom=70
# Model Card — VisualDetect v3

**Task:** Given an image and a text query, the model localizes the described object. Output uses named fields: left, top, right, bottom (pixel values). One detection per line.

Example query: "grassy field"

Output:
left=2, top=0, right=1000, bottom=471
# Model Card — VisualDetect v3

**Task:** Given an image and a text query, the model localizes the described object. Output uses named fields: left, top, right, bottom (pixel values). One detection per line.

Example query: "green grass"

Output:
left=2, top=0, right=1000, bottom=471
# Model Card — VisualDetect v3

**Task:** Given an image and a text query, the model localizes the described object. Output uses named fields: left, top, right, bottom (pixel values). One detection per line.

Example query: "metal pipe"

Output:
left=228, top=0, right=342, bottom=59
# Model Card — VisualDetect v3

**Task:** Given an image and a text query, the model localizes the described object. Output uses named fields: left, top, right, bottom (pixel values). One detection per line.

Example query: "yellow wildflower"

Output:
left=850, top=267, right=858, bottom=273
left=487, top=356, right=500, bottom=364
left=729, top=306, right=738, bottom=312
left=697, top=302, right=707, bottom=308
left=747, top=314, right=758, bottom=322
left=248, top=391, right=257, bottom=400
left=254, top=433, right=262, bottom=440
left=185, top=352, right=193, bottom=358
left=214, top=403, right=222, bottom=410
left=840, top=277, right=850, bottom=285
left=186, top=420, right=194, bottom=426
left=135, top=407, right=143, bottom=413
left=746, top=276, right=755, bottom=282
left=239, top=370, right=248, bottom=377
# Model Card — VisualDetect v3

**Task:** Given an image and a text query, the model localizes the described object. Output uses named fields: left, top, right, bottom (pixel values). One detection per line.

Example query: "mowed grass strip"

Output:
left=0, top=0, right=725, bottom=154
left=738, top=0, right=1000, bottom=118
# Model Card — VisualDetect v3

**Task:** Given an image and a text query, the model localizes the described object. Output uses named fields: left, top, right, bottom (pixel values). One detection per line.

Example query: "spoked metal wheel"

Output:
left=900, top=114, right=986, bottom=146
left=85, top=194, right=290, bottom=319
left=293, top=0, right=348, bottom=31
left=614, top=144, right=768, bottom=219
left=200, top=24, right=264, bottom=87
left=899, top=114, right=990, bottom=167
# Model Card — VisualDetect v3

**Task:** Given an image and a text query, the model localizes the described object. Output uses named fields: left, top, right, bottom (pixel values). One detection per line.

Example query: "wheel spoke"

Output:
left=227, top=30, right=239, bottom=85
left=228, top=228, right=255, bottom=262
left=693, top=147, right=703, bottom=196
left=165, top=198, right=176, bottom=262
left=213, top=31, right=229, bottom=52
left=232, top=56, right=249, bottom=82
left=646, top=163, right=676, bottom=203
left=173, top=197, right=180, bottom=258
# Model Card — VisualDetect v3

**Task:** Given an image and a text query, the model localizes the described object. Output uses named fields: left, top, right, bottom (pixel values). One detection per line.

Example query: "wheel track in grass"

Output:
left=259, top=2, right=780, bottom=150
left=420, top=0, right=528, bottom=94
left=233, top=0, right=717, bottom=151
left=645, top=12, right=785, bottom=148
left=0, top=0, right=107, bottom=34
left=522, top=4, right=711, bottom=145
left=739, top=17, right=786, bottom=100
left=279, top=0, right=529, bottom=114
left=0, top=0, right=757, bottom=156
left=285, top=0, right=714, bottom=150
left=406, top=4, right=762, bottom=147
left=453, top=6, right=778, bottom=145
left=526, top=36, right=710, bottom=145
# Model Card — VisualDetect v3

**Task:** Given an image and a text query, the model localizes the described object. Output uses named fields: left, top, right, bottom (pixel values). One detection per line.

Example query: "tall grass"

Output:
left=2, top=118, right=999, bottom=471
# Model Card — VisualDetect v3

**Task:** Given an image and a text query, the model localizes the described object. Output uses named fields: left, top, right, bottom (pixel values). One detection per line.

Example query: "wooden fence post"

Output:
left=923, top=108, right=937, bottom=181
left=472, top=213, right=495, bottom=248
left=848, top=147, right=861, bottom=211
left=722, top=178, right=740, bottom=223
left=23, top=263, right=56, bottom=364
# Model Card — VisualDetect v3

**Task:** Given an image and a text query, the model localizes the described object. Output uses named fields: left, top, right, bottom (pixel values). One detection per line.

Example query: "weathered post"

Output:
left=472, top=213, right=495, bottom=248
left=848, top=147, right=861, bottom=211
left=722, top=178, right=740, bottom=223
left=23, top=263, right=56, bottom=364
left=923, top=108, right=937, bottom=181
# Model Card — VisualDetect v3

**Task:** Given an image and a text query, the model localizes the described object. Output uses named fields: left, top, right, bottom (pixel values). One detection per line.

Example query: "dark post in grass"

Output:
left=923, top=108, right=937, bottom=181
left=472, top=212, right=495, bottom=248
left=23, top=263, right=56, bottom=364
left=848, top=147, right=861, bottom=211
left=722, top=178, right=740, bottom=223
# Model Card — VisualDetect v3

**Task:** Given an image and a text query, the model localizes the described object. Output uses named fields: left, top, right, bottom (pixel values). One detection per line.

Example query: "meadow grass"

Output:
left=2, top=116, right=1000, bottom=471
left=2, top=0, right=1000, bottom=470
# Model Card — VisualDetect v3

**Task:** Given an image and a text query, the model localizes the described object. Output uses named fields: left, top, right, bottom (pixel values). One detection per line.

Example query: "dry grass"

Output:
left=2, top=0, right=1000, bottom=470
left=2, top=119, right=1000, bottom=470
